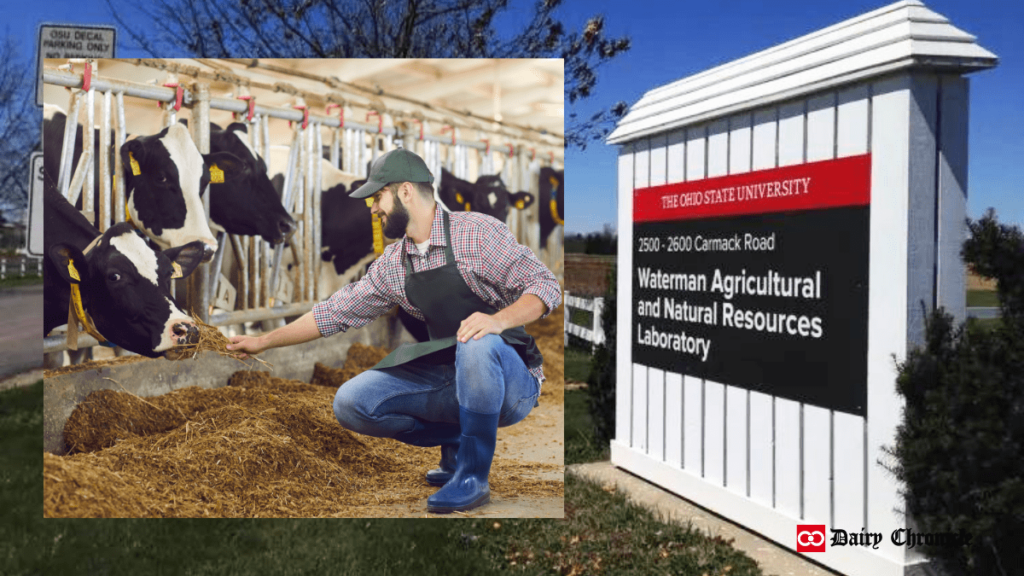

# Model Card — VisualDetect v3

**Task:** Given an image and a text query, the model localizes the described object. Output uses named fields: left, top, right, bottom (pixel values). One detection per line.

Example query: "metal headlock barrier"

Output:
left=41, top=62, right=563, bottom=356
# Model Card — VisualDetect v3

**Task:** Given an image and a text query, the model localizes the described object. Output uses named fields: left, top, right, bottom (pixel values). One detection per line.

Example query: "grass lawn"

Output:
left=9, top=371, right=762, bottom=575
left=0, top=276, right=42, bottom=289
left=564, top=347, right=593, bottom=383
left=966, top=289, right=999, bottom=307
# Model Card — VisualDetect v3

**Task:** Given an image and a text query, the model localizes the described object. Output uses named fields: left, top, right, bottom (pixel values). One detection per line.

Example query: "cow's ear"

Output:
left=120, top=139, right=145, bottom=176
left=202, top=151, right=249, bottom=184
left=226, top=122, right=248, bottom=134
left=161, top=241, right=206, bottom=279
left=510, top=191, right=535, bottom=210
left=49, top=243, right=89, bottom=285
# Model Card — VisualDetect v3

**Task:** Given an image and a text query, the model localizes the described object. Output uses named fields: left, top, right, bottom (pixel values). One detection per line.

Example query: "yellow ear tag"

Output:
left=455, top=192, right=463, bottom=204
left=516, top=200, right=525, bottom=209
left=364, top=198, right=374, bottom=208
left=67, top=259, right=81, bottom=282
left=129, top=152, right=141, bottom=176
left=170, top=261, right=184, bottom=279
left=464, top=202, right=471, bottom=211
left=550, top=198, right=563, bottom=225
left=209, top=163, right=225, bottom=184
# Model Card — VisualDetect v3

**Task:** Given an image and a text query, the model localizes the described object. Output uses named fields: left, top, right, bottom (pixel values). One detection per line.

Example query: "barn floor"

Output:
left=43, top=307, right=565, bottom=518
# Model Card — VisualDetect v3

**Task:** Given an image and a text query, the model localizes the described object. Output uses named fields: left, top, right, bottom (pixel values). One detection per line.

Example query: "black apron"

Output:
left=371, top=210, right=543, bottom=371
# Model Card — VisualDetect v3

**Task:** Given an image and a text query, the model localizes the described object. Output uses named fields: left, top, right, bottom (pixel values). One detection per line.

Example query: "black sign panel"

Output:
left=631, top=156, right=871, bottom=416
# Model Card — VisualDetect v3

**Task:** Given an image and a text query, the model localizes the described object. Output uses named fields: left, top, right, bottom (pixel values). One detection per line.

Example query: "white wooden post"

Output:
left=592, top=296, right=605, bottom=351
left=563, top=290, right=571, bottom=346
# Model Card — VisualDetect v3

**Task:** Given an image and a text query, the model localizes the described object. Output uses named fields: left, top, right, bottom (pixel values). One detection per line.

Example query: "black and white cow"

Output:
left=44, top=179, right=207, bottom=357
left=267, top=146, right=374, bottom=290
left=200, top=122, right=297, bottom=245
left=437, top=168, right=534, bottom=222
left=537, top=166, right=564, bottom=248
left=43, top=104, right=221, bottom=259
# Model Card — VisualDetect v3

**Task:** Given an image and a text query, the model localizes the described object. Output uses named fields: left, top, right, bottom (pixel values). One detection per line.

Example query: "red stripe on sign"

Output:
left=633, top=154, right=871, bottom=222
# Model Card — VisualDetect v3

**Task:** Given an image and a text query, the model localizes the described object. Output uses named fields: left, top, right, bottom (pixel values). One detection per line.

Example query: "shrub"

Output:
left=586, top=265, right=617, bottom=447
left=886, top=210, right=1023, bottom=575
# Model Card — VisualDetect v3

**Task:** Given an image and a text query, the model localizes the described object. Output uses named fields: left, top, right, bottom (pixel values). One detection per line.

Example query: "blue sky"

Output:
left=561, top=0, right=1024, bottom=234
left=9, top=0, right=1023, bottom=233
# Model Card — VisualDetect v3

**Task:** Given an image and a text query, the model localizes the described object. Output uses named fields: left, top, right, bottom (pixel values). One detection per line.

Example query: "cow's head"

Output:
left=438, top=169, right=475, bottom=214
left=48, top=223, right=207, bottom=358
left=439, top=170, right=534, bottom=222
left=120, top=123, right=219, bottom=261
left=207, top=123, right=297, bottom=245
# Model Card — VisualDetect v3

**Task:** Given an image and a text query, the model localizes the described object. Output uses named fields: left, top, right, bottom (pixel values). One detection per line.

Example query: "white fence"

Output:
left=564, top=292, right=605, bottom=350
left=1, top=257, right=42, bottom=279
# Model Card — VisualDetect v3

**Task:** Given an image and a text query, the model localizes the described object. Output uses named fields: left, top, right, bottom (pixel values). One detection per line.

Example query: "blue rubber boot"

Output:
left=425, top=443, right=458, bottom=487
left=391, top=420, right=461, bottom=486
left=427, top=407, right=499, bottom=514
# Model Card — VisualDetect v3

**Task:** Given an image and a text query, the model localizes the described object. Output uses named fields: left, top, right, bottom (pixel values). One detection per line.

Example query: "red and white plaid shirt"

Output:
left=312, top=206, right=562, bottom=383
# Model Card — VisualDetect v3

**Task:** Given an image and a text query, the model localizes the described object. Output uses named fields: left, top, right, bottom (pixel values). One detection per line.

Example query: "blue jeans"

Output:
left=333, top=334, right=540, bottom=439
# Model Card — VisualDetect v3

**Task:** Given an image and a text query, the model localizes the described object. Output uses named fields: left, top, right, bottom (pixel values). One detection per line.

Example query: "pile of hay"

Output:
left=310, top=343, right=390, bottom=388
left=46, top=343, right=562, bottom=518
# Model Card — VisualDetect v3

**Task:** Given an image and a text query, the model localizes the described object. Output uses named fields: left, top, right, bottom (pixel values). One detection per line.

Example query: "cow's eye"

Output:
left=108, top=272, right=122, bottom=283
left=157, top=173, right=168, bottom=183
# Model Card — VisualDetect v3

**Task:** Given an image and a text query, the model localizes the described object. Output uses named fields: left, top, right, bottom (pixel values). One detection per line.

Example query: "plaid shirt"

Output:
left=312, top=206, right=562, bottom=383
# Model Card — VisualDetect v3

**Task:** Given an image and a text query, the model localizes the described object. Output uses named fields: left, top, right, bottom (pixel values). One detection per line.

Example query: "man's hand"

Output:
left=226, top=334, right=268, bottom=358
left=457, top=312, right=505, bottom=342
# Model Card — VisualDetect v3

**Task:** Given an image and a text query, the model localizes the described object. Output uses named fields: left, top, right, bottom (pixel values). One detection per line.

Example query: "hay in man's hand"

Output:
left=164, top=314, right=271, bottom=369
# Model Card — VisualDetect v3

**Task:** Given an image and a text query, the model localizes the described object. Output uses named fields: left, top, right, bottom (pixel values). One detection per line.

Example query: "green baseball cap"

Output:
left=349, top=148, right=435, bottom=199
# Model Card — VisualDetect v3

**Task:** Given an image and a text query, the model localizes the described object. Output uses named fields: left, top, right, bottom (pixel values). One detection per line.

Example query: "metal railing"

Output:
left=42, top=61, right=564, bottom=356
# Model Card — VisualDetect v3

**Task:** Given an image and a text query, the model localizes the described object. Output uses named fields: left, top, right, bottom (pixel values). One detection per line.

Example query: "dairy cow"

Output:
left=44, top=180, right=206, bottom=357
left=266, top=146, right=373, bottom=288
left=197, top=122, right=297, bottom=245
left=437, top=169, right=534, bottom=222
left=43, top=107, right=295, bottom=265
left=43, top=105, right=221, bottom=259
left=537, top=167, right=564, bottom=247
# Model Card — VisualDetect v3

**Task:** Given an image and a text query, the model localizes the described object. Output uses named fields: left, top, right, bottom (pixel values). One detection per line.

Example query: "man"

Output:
left=226, top=148, right=561, bottom=514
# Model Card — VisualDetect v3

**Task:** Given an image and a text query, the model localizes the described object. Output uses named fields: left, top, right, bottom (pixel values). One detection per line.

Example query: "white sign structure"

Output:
left=36, top=24, right=116, bottom=106
left=606, top=2, right=996, bottom=576
left=27, top=152, right=44, bottom=256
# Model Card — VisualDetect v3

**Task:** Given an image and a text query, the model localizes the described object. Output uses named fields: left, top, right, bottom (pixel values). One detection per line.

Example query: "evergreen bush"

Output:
left=887, top=210, right=1023, bottom=575
left=586, top=266, right=618, bottom=447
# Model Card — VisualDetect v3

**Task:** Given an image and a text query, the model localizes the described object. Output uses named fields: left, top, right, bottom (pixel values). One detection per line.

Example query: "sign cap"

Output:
left=349, top=148, right=434, bottom=199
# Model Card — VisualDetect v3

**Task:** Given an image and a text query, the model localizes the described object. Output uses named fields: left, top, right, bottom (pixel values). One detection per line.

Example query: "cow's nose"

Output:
left=173, top=322, right=200, bottom=345
left=278, top=217, right=297, bottom=241
left=201, top=243, right=217, bottom=262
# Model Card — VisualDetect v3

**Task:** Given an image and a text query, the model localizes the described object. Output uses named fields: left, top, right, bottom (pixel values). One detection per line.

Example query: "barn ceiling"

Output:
left=43, top=58, right=564, bottom=147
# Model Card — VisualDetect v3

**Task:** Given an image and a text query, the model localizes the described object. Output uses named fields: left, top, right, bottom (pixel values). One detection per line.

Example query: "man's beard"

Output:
left=381, top=195, right=411, bottom=239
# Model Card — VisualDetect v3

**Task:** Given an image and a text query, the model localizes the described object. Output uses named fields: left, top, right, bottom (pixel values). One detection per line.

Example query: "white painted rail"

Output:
left=564, top=291, right=605, bottom=350
left=0, top=257, right=43, bottom=280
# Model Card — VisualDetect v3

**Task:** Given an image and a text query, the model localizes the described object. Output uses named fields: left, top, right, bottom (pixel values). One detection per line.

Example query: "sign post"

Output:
left=606, top=3, right=997, bottom=575
left=36, top=24, right=116, bottom=106
left=27, top=152, right=44, bottom=257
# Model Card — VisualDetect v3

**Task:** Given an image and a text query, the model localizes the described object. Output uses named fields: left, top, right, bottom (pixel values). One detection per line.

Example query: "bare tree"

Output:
left=105, top=0, right=630, bottom=149
left=0, top=36, right=40, bottom=221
